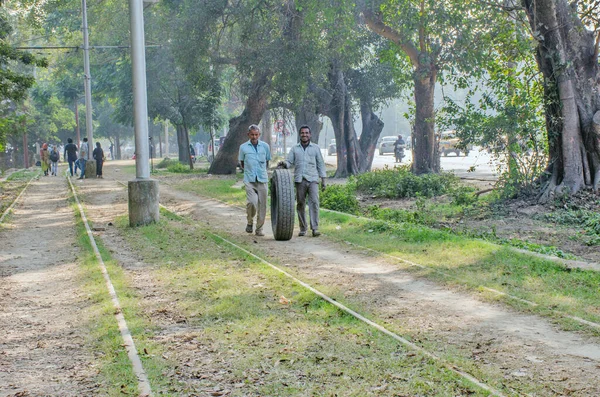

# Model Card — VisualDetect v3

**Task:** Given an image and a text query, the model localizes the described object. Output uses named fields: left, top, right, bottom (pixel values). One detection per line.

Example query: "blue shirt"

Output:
left=238, top=140, right=271, bottom=183
left=285, top=142, right=326, bottom=183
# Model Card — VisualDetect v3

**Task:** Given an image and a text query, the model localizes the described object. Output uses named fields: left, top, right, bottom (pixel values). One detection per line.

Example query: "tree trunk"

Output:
left=323, top=65, right=361, bottom=177
left=412, top=66, right=439, bottom=174
left=295, top=102, right=323, bottom=144
left=115, top=134, right=122, bottom=160
left=522, top=0, right=600, bottom=199
left=260, top=110, right=272, bottom=148
left=358, top=99, right=384, bottom=172
left=176, top=123, right=192, bottom=168
left=74, top=99, right=81, bottom=147
left=209, top=72, right=271, bottom=174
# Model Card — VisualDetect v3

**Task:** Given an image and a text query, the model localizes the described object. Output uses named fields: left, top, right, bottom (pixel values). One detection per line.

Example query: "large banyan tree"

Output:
left=522, top=0, right=600, bottom=198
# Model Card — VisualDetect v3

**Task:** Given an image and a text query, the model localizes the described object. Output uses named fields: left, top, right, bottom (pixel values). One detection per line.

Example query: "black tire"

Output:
left=270, top=169, right=295, bottom=241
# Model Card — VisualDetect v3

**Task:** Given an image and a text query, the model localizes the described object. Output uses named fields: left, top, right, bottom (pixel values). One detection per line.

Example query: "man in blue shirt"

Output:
left=238, top=124, right=271, bottom=236
left=281, top=125, right=326, bottom=237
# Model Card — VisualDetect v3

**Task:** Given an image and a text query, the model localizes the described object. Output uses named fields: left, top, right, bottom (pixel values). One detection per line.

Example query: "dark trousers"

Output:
left=96, top=160, right=103, bottom=176
left=68, top=158, right=76, bottom=176
left=295, top=179, right=320, bottom=232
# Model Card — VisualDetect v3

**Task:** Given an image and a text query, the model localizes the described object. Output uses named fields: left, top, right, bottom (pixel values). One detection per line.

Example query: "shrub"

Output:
left=167, top=162, right=191, bottom=173
left=355, top=167, right=459, bottom=199
left=320, top=183, right=360, bottom=215
left=449, top=185, right=478, bottom=206
left=156, top=157, right=175, bottom=169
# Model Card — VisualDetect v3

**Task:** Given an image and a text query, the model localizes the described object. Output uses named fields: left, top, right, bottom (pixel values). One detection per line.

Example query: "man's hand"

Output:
left=276, top=161, right=288, bottom=169
left=321, top=177, right=326, bottom=191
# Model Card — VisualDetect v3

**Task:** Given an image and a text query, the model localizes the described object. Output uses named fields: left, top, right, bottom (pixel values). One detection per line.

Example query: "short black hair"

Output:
left=299, top=125, right=311, bottom=133
left=83, top=138, right=88, bottom=142
left=67, top=138, right=73, bottom=143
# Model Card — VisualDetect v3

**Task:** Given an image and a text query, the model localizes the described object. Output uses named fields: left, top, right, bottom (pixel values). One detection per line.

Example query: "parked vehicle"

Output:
left=439, top=130, right=470, bottom=157
left=328, top=139, right=336, bottom=156
left=378, top=136, right=397, bottom=155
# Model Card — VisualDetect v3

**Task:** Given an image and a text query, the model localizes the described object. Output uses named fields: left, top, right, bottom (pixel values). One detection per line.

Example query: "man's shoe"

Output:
left=312, top=230, right=321, bottom=237
left=255, top=230, right=264, bottom=236
left=245, top=224, right=253, bottom=233
left=298, top=231, right=306, bottom=237
left=78, top=177, right=84, bottom=180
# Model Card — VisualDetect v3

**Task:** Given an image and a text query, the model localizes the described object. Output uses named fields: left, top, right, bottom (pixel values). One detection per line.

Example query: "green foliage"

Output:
left=156, top=157, right=175, bottom=169
left=449, top=185, right=478, bottom=206
left=365, top=204, right=436, bottom=226
left=166, top=162, right=192, bottom=173
left=354, top=167, right=459, bottom=199
left=543, top=210, right=600, bottom=246
left=320, top=183, right=360, bottom=215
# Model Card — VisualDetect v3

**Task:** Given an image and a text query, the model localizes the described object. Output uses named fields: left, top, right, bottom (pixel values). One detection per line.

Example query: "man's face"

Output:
left=299, top=128, right=311, bottom=144
left=248, top=129, right=260, bottom=144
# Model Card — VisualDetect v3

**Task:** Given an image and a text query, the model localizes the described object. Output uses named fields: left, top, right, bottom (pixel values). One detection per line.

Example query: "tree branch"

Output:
left=360, top=8, right=420, bottom=66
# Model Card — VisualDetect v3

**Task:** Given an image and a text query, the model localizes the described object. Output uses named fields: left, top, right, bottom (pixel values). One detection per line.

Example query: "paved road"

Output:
left=324, top=147, right=501, bottom=181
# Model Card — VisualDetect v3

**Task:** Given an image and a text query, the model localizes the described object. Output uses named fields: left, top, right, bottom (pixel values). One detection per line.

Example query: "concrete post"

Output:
left=127, top=0, right=158, bottom=226
left=128, top=179, right=159, bottom=226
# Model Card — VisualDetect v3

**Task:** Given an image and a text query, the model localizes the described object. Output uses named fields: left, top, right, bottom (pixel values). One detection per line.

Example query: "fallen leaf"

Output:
left=279, top=295, right=290, bottom=305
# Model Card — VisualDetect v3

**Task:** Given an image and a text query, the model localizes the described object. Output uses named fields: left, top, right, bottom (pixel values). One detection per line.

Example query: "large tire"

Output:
left=270, top=169, right=295, bottom=241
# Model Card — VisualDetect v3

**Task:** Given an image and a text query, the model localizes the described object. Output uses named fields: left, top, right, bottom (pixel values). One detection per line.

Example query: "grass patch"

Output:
left=174, top=177, right=245, bottom=206
left=6, top=169, right=38, bottom=181
left=0, top=169, right=38, bottom=216
left=111, top=211, right=501, bottom=396
left=319, top=211, right=600, bottom=335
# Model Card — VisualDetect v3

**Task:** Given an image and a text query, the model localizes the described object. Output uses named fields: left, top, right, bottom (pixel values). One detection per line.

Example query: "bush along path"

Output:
left=73, top=161, right=600, bottom=396
left=0, top=173, right=101, bottom=396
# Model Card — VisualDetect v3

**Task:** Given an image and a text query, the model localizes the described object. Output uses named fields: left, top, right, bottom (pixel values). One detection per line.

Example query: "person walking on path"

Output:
left=238, top=124, right=271, bottom=237
left=63, top=138, right=78, bottom=177
left=49, top=145, right=60, bottom=176
left=280, top=125, right=326, bottom=237
left=92, top=142, right=104, bottom=178
left=40, top=143, right=50, bottom=176
left=77, top=138, right=89, bottom=179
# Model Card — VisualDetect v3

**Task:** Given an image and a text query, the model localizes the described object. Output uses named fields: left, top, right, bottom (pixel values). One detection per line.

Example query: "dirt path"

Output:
left=0, top=175, right=99, bottom=397
left=75, top=163, right=600, bottom=396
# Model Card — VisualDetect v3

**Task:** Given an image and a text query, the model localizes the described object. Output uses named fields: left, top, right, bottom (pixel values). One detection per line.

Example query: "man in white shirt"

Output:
left=281, top=125, right=326, bottom=237
left=77, top=138, right=89, bottom=179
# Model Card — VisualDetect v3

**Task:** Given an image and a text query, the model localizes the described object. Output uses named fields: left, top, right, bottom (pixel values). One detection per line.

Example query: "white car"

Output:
left=378, top=136, right=397, bottom=155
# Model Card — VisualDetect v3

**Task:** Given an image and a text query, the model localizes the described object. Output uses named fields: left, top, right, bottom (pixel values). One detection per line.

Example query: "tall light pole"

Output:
left=127, top=0, right=159, bottom=228
left=81, top=0, right=94, bottom=158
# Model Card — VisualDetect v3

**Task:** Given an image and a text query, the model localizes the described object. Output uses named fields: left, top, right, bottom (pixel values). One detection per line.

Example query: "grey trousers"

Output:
left=244, top=181, right=268, bottom=232
left=296, top=179, right=320, bottom=232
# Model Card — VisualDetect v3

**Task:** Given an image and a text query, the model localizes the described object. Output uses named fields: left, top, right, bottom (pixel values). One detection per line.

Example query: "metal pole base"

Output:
left=128, top=178, right=159, bottom=227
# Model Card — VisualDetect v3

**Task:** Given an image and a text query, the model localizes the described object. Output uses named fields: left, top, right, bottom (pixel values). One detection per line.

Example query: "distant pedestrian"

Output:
left=279, top=125, right=326, bottom=237
left=49, top=145, right=60, bottom=176
left=195, top=142, right=202, bottom=160
left=77, top=138, right=89, bottom=179
left=93, top=142, right=104, bottom=178
left=63, top=138, right=78, bottom=177
left=239, top=124, right=271, bottom=237
left=109, top=143, right=114, bottom=160
left=40, top=143, right=50, bottom=176
left=189, top=144, right=196, bottom=162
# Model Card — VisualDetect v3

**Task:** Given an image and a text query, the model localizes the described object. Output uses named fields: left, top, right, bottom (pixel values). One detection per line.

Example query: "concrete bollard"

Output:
left=84, top=160, right=96, bottom=178
left=128, top=179, right=159, bottom=227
